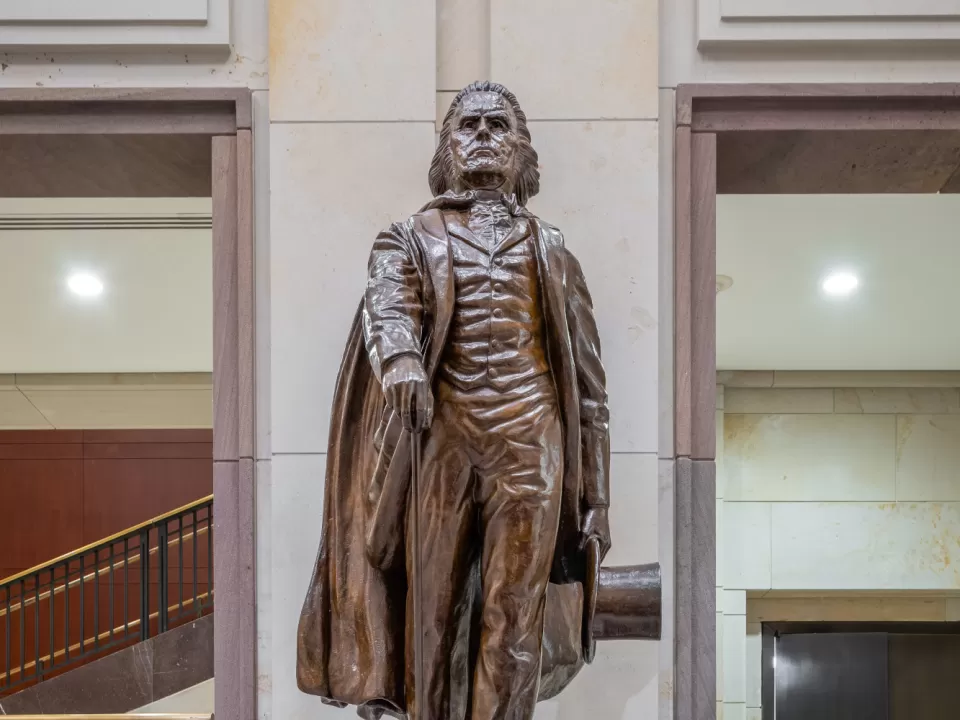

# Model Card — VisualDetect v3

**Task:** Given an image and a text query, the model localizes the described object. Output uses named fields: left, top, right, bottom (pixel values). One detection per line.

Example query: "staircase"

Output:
left=0, top=496, right=214, bottom=714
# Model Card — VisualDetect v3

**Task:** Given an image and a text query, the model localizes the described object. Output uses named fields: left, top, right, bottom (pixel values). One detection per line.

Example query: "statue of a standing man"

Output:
left=297, top=81, right=612, bottom=720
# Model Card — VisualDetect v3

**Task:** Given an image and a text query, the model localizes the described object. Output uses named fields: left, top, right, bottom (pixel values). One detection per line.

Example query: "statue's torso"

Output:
left=439, top=202, right=550, bottom=392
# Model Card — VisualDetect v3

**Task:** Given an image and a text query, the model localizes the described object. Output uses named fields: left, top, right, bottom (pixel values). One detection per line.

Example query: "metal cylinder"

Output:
left=593, top=562, right=661, bottom=641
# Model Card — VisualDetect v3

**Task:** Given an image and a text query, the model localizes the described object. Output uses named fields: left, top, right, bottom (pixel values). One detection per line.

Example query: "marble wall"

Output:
left=718, top=381, right=960, bottom=719
left=261, top=1, right=662, bottom=719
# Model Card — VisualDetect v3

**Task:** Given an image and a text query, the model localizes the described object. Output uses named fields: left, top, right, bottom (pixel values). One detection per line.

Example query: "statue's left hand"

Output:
left=581, top=507, right=612, bottom=562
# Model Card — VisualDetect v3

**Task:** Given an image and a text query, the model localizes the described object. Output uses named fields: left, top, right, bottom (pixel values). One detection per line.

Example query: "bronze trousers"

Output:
left=405, top=376, right=563, bottom=720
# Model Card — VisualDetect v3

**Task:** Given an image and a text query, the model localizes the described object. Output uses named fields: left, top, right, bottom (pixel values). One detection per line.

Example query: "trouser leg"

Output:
left=471, top=404, right=563, bottom=720
left=405, top=404, right=475, bottom=720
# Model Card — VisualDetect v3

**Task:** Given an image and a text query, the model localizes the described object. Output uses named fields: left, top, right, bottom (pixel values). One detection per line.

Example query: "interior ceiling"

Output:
left=0, top=197, right=212, bottom=374
left=717, top=194, right=960, bottom=371
left=717, top=131, right=960, bottom=194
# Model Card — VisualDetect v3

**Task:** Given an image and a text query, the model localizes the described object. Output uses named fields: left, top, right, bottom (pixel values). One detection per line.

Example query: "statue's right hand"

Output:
left=382, top=355, right=434, bottom=433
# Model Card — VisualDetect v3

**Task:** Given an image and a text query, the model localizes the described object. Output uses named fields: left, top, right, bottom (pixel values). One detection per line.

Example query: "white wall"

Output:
left=719, top=378, right=960, bottom=720
left=261, top=1, right=663, bottom=718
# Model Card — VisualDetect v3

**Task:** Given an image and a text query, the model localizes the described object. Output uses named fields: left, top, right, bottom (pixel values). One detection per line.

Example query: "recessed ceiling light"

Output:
left=822, top=271, right=859, bottom=297
left=67, top=272, right=104, bottom=298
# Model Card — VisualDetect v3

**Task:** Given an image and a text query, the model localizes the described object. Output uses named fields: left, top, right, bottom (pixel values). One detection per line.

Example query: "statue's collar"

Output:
left=420, top=190, right=532, bottom=218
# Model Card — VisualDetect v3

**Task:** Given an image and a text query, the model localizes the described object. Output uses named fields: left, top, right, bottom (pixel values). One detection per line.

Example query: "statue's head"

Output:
left=430, top=81, right=540, bottom=206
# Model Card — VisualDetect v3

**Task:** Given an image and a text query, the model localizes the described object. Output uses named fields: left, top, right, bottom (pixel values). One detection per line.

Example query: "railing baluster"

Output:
left=158, top=522, right=169, bottom=634
left=139, top=530, right=150, bottom=642
left=93, top=549, right=100, bottom=650
left=207, top=505, right=213, bottom=607
left=123, top=538, right=129, bottom=637
left=193, top=510, right=198, bottom=612
left=109, top=542, right=115, bottom=643
left=48, top=565, right=55, bottom=675
left=79, top=554, right=85, bottom=658
left=179, top=515, right=184, bottom=615
left=34, top=572, right=40, bottom=680
left=64, top=564, right=70, bottom=662
left=4, top=584, right=10, bottom=691
left=19, top=579, right=24, bottom=685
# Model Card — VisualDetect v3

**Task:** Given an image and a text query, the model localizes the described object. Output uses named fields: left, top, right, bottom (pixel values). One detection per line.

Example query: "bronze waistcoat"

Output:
left=439, top=208, right=550, bottom=392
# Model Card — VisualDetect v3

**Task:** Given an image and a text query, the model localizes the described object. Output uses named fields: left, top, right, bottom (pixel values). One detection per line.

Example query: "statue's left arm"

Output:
left=564, top=249, right=612, bottom=558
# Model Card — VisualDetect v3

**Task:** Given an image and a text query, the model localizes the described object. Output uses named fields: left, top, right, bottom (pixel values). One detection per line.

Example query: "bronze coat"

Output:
left=297, top=203, right=610, bottom=717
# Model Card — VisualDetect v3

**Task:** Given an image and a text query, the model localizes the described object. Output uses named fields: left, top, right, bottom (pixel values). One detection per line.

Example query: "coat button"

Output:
left=489, top=368, right=499, bottom=379
left=493, top=283, right=503, bottom=293
left=493, top=308, right=503, bottom=318
left=494, top=257, right=504, bottom=267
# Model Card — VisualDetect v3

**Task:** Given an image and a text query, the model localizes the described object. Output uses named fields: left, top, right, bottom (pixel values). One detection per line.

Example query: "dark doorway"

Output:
left=763, top=622, right=960, bottom=720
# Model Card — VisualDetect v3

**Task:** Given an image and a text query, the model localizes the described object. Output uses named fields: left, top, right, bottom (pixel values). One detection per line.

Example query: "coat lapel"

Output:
left=413, top=209, right=454, bottom=376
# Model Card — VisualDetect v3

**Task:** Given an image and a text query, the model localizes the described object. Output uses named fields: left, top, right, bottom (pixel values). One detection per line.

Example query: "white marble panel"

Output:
left=527, top=120, right=659, bottom=453
left=897, top=415, right=960, bottom=501
left=723, top=703, right=746, bottom=720
left=657, top=459, right=675, bottom=720
left=270, top=122, right=436, bottom=453
left=0, top=387, right=51, bottom=428
left=437, top=0, right=488, bottom=91
left=23, top=388, right=212, bottom=428
left=725, top=389, right=834, bottom=414
left=269, top=0, right=435, bottom=121
left=724, top=590, right=746, bottom=615
left=745, top=623, right=762, bottom=709
left=724, top=414, right=896, bottom=502
left=716, top=610, right=724, bottom=702
left=255, top=459, right=273, bottom=720
left=544, top=641, right=659, bottom=719
left=746, top=708, right=762, bottom=720
left=947, top=597, right=960, bottom=621
left=658, top=89, right=676, bottom=462
left=722, top=614, right=746, bottom=703
left=269, top=454, right=344, bottom=719
left=771, top=502, right=960, bottom=590
left=723, top=502, right=771, bottom=590
left=253, top=90, right=273, bottom=461
left=490, top=0, right=658, bottom=120
left=607, top=454, right=659, bottom=566
left=836, top=388, right=960, bottom=414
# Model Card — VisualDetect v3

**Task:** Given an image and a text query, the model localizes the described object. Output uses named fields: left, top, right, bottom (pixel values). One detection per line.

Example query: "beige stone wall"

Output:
left=718, top=379, right=960, bottom=720
left=261, top=1, right=662, bottom=719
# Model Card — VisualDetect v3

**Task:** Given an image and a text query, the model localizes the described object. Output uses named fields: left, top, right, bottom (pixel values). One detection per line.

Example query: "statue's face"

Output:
left=449, top=91, right=521, bottom=194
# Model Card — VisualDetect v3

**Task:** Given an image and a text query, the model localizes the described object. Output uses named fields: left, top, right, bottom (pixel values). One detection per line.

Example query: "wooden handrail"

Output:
left=0, top=525, right=211, bottom=620
left=0, top=495, right=213, bottom=588
left=0, top=592, right=211, bottom=683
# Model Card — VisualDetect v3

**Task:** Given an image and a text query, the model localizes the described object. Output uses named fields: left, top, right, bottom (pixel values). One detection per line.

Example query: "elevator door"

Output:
left=775, top=632, right=888, bottom=720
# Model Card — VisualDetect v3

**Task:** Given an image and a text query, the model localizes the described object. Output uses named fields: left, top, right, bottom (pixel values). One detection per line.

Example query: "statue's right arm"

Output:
left=362, top=223, right=424, bottom=382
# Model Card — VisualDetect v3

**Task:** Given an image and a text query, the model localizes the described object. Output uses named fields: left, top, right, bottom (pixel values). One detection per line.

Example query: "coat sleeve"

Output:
left=362, top=221, right=424, bottom=381
left=564, top=248, right=611, bottom=508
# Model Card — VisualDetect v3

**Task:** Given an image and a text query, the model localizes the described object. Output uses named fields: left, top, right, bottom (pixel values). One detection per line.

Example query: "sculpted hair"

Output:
left=429, top=81, right=541, bottom=206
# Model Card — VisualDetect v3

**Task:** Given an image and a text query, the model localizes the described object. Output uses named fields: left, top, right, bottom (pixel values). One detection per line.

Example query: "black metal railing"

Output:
left=0, top=495, right=214, bottom=695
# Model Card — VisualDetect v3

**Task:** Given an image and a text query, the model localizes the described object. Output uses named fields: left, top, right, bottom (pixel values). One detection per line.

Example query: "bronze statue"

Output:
left=297, top=81, right=658, bottom=720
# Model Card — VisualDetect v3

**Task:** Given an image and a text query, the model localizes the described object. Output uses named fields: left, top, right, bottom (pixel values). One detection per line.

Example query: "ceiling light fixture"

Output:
left=821, top=271, right=859, bottom=298
left=67, top=272, right=104, bottom=298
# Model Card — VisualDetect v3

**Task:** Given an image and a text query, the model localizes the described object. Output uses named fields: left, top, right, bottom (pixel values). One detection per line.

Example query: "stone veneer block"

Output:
left=723, top=502, right=771, bottom=590
left=437, top=0, right=489, bottom=91
left=746, top=708, right=762, bottom=720
left=745, top=623, right=762, bottom=709
left=725, top=388, right=834, bottom=414
left=527, top=120, right=659, bottom=453
left=771, top=502, right=960, bottom=590
left=606, top=454, right=659, bottom=567
left=946, top=597, right=960, bottom=621
left=896, top=415, right=960, bottom=501
left=722, top=614, right=747, bottom=703
left=270, top=122, right=436, bottom=453
left=747, top=596, right=948, bottom=623
left=658, top=459, right=676, bottom=720
left=723, top=589, right=747, bottom=615
left=836, top=388, right=960, bottom=414
left=724, top=414, right=895, bottom=502
left=269, top=453, right=334, bottom=718
left=269, top=0, right=435, bottom=121
left=491, top=0, right=657, bottom=120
